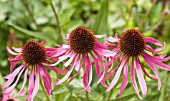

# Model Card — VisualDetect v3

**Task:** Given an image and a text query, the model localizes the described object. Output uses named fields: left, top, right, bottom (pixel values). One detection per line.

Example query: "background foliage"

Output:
left=0, top=0, right=170, bottom=101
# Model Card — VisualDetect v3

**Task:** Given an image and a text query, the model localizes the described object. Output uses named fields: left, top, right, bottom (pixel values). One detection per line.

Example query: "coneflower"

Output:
left=48, top=26, right=114, bottom=92
left=1, top=41, right=67, bottom=101
left=105, top=29, right=170, bottom=99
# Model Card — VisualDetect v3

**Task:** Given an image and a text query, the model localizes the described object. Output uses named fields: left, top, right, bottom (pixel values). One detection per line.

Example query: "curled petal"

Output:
left=145, top=37, right=163, bottom=46
left=7, top=47, right=18, bottom=55
left=143, top=53, right=170, bottom=70
left=12, top=47, right=22, bottom=53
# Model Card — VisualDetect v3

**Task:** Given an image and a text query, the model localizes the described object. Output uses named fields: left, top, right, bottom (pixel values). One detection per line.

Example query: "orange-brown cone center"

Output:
left=22, top=40, right=46, bottom=66
left=118, top=29, right=145, bottom=57
left=69, top=26, right=96, bottom=54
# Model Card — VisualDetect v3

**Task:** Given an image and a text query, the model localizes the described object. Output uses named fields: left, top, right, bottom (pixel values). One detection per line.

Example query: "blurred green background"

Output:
left=0, top=0, right=170, bottom=101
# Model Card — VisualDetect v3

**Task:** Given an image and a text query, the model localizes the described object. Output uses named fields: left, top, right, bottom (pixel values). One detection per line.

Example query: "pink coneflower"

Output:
left=48, top=26, right=114, bottom=92
left=1, top=41, right=67, bottom=101
left=105, top=29, right=170, bottom=99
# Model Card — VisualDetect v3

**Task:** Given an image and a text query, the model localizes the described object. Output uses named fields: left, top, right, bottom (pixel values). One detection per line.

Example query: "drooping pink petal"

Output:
left=3, top=67, right=25, bottom=94
left=15, top=68, right=28, bottom=97
left=82, top=55, right=91, bottom=92
left=1, top=65, right=23, bottom=88
left=68, top=55, right=83, bottom=83
left=39, top=65, right=51, bottom=95
left=106, top=58, right=126, bottom=92
left=7, top=47, right=18, bottom=55
left=120, top=59, right=129, bottom=97
left=93, top=51, right=107, bottom=87
left=145, top=45, right=164, bottom=53
left=145, top=37, right=163, bottom=46
left=136, top=58, right=147, bottom=96
left=142, top=55, right=161, bottom=90
left=29, top=67, right=40, bottom=100
left=82, top=55, right=92, bottom=92
left=28, top=69, right=35, bottom=100
left=143, top=53, right=170, bottom=70
left=54, top=54, right=77, bottom=85
left=41, top=65, right=52, bottom=86
left=131, top=58, right=142, bottom=99
left=90, top=52, right=107, bottom=87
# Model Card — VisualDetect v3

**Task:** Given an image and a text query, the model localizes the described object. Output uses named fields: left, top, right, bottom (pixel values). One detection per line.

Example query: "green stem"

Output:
left=21, top=0, right=40, bottom=31
left=107, top=88, right=113, bottom=101
left=39, top=71, right=51, bottom=101
left=49, top=0, right=63, bottom=43
left=86, top=91, right=89, bottom=101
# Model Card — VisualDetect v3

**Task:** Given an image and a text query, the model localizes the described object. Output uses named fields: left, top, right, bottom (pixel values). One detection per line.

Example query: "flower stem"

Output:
left=49, top=0, right=63, bottom=44
left=21, top=0, right=40, bottom=31
left=86, top=91, right=89, bottom=101
left=107, top=88, right=113, bottom=101
left=39, top=72, right=51, bottom=101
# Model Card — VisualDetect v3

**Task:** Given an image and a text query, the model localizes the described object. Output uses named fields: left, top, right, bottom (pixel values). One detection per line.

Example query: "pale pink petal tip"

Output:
left=7, top=47, right=18, bottom=55
left=95, top=34, right=105, bottom=38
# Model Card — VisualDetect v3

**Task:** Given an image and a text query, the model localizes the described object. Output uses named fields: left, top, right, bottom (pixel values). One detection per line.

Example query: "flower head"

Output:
left=105, top=29, right=170, bottom=99
left=49, top=26, right=114, bottom=92
left=1, top=40, right=67, bottom=101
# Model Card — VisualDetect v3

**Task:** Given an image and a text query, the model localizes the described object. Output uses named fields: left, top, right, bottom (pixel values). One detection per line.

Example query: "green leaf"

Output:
left=92, top=0, right=108, bottom=34
left=9, top=23, right=56, bottom=43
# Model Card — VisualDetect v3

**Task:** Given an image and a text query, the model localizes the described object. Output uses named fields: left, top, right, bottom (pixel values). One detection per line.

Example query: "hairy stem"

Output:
left=49, top=0, right=63, bottom=43
left=21, top=0, right=40, bottom=31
